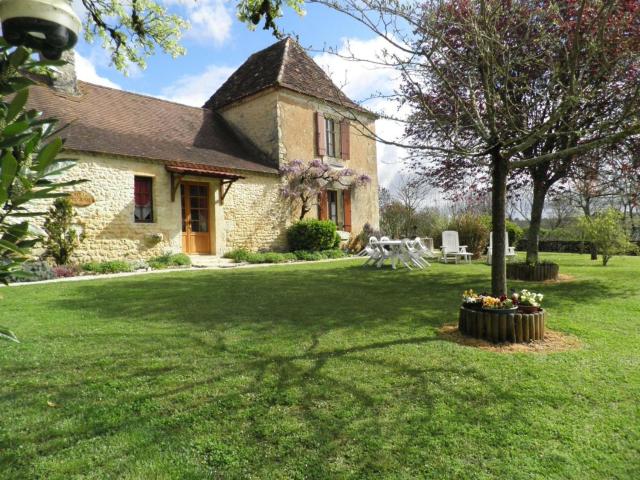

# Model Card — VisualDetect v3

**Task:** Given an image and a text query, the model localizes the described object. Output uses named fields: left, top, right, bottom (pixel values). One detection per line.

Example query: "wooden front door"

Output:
left=181, top=182, right=211, bottom=254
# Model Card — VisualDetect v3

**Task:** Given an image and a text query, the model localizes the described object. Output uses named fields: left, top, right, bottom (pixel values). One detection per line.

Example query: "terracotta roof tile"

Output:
left=204, top=38, right=368, bottom=113
left=26, top=81, right=278, bottom=175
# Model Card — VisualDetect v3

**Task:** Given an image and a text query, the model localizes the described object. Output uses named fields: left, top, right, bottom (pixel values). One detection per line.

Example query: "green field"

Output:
left=1, top=254, right=639, bottom=479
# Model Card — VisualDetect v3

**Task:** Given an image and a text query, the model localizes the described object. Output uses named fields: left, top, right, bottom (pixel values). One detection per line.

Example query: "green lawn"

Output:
left=1, top=254, right=639, bottom=479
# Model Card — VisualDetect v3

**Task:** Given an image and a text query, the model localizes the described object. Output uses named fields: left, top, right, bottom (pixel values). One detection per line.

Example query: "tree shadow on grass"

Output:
left=3, top=330, right=551, bottom=477
left=1, top=262, right=622, bottom=477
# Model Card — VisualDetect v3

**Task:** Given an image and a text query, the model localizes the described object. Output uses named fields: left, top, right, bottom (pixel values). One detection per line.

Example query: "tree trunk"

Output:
left=526, top=178, right=548, bottom=265
left=582, top=200, right=598, bottom=260
left=491, top=153, right=509, bottom=296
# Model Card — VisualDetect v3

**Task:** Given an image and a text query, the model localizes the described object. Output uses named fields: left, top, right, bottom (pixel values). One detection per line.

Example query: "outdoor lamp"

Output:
left=0, top=0, right=81, bottom=59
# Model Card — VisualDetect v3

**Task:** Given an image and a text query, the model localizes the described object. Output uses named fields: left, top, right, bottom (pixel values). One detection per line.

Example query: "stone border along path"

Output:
left=4, top=256, right=359, bottom=287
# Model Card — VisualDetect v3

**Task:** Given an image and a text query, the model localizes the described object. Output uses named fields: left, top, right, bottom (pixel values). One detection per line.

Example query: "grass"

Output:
left=1, top=253, right=639, bottom=479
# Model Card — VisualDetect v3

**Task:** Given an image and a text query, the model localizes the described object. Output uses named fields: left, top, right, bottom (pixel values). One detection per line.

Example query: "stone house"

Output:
left=27, top=38, right=380, bottom=262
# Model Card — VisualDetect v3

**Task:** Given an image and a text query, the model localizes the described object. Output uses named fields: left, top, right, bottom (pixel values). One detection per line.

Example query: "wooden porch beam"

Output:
left=170, top=172, right=184, bottom=202
left=219, top=179, right=237, bottom=205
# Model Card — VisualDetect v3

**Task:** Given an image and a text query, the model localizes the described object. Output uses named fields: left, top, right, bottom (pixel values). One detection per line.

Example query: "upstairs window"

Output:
left=134, top=176, right=153, bottom=223
left=316, top=112, right=350, bottom=160
left=325, top=117, right=336, bottom=157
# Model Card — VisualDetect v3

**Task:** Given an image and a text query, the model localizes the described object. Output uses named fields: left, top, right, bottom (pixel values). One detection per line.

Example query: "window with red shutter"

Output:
left=343, top=190, right=352, bottom=232
left=318, top=190, right=329, bottom=220
left=316, top=112, right=327, bottom=156
left=340, top=120, right=350, bottom=160
left=134, top=176, right=153, bottom=223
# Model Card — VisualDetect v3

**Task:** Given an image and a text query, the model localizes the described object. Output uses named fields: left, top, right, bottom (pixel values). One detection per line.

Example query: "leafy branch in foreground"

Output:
left=76, top=0, right=306, bottom=72
left=0, top=39, right=83, bottom=340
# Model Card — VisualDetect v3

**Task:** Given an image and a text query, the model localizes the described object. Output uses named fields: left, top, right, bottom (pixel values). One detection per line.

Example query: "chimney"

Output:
left=47, top=50, right=78, bottom=95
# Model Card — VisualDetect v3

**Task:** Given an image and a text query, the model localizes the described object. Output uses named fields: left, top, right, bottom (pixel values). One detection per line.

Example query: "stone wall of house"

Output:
left=218, top=89, right=280, bottom=162
left=29, top=152, right=287, bottom=262
left=277, top=90, right=381, bottom=233
left=44, top=153, right=183, bottom=263
left=222, top=173, right=289, bottom=252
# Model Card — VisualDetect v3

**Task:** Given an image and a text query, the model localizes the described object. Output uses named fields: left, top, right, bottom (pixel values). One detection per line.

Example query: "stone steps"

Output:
left=188, top=256, right=237, bottom=269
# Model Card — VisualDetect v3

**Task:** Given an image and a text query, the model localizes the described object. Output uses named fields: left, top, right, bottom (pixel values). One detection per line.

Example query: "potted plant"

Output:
left=481, top=295, right=518, bottom=314
left=514, top=289, right=544, bottom=313
left=461, top=289, right=483, bottom=310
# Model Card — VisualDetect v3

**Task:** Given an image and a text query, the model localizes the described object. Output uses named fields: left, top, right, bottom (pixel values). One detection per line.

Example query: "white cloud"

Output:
left=163, top=0, right=233, bottom=45
left=75, top=52, right=121, bottom=89
left=314, top=37, right=409, bottom=189
left=159, top=64, right=237, bottom=106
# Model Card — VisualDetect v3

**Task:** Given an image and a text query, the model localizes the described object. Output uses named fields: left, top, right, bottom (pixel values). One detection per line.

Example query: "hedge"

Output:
left=516, top=239, right=639, bottom=255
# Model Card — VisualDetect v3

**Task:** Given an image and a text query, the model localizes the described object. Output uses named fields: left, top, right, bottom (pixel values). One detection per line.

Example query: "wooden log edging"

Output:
left=458, top=307, right=546, bottom=344
left=507, top=262, right=559, bottom=281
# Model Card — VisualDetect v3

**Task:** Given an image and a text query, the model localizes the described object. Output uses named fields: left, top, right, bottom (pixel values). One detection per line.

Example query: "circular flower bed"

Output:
left=459, top=307, right=546, bottom=343
left=507, top=262, right=559, bottom=281
left=459, top=289, right=546, bottom=343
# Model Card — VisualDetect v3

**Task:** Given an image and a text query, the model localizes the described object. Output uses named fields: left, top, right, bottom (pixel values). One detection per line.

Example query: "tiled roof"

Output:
left=26, top=81, right=278, bottom=175
left=204, top=38, right=368, bottom=113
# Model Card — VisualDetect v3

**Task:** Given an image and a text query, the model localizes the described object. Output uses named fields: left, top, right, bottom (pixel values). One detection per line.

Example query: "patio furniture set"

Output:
left=361, top=230, right=517, bottom=269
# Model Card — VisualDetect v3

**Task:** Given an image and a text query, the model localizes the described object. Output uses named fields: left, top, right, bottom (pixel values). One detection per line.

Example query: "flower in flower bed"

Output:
left=462, top=290, right=518, bottom=310
left=514, top=289, right=544, bottom=307
left=462, top=289, right=480, bottom=304
left=481, top=295, right=515, bottom=310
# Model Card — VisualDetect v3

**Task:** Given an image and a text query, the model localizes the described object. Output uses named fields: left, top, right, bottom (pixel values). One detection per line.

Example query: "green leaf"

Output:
left=0, top=132, right=34, bottom=149
left=0, top=327, right=19, bottom=343
left=3, top=120, right=30, bottom=137
left=0, top=238, right=27, bottom=255
left=6, top=89, right=28, bottom=123
left=3, top=221, right=29, bottom=241
left=0, top=151, right=18, bottom=203
left=34, top=138, right=63, bottom=172
left=9, top=47, right=30, bottom=68
left=25, top=58, right=66, bottom=68
left=8, top=211, right=49, bottom=217
left=7, top=77, right=36, bottom=92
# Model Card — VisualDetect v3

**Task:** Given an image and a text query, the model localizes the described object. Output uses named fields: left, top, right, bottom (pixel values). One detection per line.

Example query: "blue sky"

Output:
left=73, top=1, right=407, bottom=187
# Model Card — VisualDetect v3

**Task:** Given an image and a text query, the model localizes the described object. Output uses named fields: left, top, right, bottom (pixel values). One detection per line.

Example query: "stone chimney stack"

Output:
left=47, top=50, right=78, bottom=95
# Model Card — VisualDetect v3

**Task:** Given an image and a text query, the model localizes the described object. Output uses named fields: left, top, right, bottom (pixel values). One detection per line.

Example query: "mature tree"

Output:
left=378, top=186, right=392, bottom=210
left=376, top=0, right=640, bottom=294
left=546, top=195, right=576, bottom=230
left=379, top=174, right=433, bottom=237
left=280, top=159, right=370, bottom=220
left=606, top=141, right=640, bottom=234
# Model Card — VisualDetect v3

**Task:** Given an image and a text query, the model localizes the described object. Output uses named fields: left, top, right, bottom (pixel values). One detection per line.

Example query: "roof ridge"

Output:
left=276, top=37, right=291, bottom=84
left=76, top=80, right=209, bottom=112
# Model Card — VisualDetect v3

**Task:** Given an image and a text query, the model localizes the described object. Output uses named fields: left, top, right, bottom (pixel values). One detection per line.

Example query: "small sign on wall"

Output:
left=69, top=191, right=95, bottom=207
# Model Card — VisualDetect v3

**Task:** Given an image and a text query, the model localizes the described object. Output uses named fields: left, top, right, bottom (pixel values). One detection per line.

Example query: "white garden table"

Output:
left=375, top=239, right=406, bottom=270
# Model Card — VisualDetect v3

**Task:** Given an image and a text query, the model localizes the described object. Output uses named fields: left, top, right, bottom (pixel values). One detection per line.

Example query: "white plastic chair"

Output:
left=440, top=231, right=470, bottom=264
left=357, top=236, right=376, bottom=257
left=362, top=236, right=381, bottom=266
left=412, top=237, right=434, bottom=267
left=402, top=239, right=428, bottom=269
left=413, top=237, right=438, bottom=265
left=486, top=231, right=517, bottom=263
left=369, top=237, right=391, bottom=268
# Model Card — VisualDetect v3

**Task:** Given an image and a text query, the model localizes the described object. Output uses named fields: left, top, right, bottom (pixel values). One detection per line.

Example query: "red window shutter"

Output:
left=318, top=190, right=328, bottom=220
left=340, top=120, right=351, bottom=160
left=135, top=177, right=152, bottom=206
left=316, top=112, right=327, bottom=156
left=343, top=190, right=352, bottom=232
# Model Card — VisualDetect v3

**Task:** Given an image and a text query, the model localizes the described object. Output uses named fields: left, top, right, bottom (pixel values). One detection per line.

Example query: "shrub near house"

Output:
left=287, top=220, right=341, bottom=251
